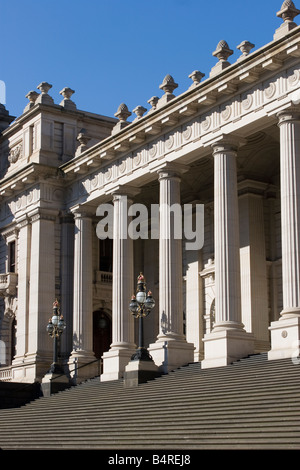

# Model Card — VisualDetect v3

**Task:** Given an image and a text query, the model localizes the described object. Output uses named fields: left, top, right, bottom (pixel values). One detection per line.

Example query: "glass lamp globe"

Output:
left=136, top=291, right=146, bottom=304
left=129, top=296, right=139, bottom=314
left=145, top=291, right=155, bottom=310
left=46, top=320, right=54, bottom=335
left=52, top=314, right=60, bottom=326
left=58, top=316, right=66, bottom=332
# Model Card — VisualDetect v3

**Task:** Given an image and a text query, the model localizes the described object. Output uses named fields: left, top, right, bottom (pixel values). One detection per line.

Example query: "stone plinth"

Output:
left=123, top=359, right=161, bottom=387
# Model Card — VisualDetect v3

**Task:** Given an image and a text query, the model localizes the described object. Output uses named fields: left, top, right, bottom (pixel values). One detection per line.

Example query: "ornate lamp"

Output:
left=46, top=300, right=66, bottom=374
left=129, top=273, right=155, bottom=361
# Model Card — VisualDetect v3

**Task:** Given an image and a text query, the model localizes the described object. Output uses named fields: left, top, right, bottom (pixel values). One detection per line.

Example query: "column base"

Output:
left=123, top=359, right=161, bottom=387
left=68, top=350, right=100, bottom=384
left=202, top=328, right=254, bottom=369
left=148, top=335, right=195, bottom=374
left=101, top=347, right=136, bottom=382
left=268, top=315, right=300, bottom=361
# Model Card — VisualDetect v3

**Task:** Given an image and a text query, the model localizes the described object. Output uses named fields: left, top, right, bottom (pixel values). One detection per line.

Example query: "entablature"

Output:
left=60, top=26, right=300, bottom=193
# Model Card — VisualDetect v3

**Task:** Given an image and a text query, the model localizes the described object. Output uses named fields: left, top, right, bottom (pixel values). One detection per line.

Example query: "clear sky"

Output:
left=1, top=0, right=290, bottom=121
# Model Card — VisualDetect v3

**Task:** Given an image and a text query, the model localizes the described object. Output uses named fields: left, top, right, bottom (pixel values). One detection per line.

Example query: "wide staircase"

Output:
left=0, top=353, right=299, bottom=450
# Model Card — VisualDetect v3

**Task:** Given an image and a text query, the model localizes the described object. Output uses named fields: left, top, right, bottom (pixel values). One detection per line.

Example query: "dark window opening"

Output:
left=99, top=238, right=113, bottom=272
left=8, top=241, right=16, bottom=273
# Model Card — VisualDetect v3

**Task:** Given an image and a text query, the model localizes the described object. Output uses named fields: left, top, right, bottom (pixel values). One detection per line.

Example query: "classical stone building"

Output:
left=1, top=1, right=300, bottom=386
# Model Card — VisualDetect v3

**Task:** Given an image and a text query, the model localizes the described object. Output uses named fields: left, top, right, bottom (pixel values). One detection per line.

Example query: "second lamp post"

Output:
left=129, top=273, right=155, bottom=361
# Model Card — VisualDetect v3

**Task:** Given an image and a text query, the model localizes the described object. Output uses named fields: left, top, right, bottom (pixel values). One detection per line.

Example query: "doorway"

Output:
left=93, top=310, right=112, bottom=359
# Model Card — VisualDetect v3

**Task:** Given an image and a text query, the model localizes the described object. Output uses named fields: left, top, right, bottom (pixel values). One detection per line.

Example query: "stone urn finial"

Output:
left=75, top=128, right=91, bottom=156
left=188, top=70, right=205, bottom=88
left=237, top=41, right=255, bottom=60
left=212, top=40, right=234, bottom=62
left=59, top=87, right=76, bottom=110
left=23, top=90, right=39, bottom=112
left=35, top=82, right=54, bottom=105
left=157, top=75, right=178, bottom=107
left=159, top=74, right=178, bottom=95
left=274, top=0, right=300, bottom=39
left=147, top=96, right=159, bottom=113
left=277, top=0, right=300, bottom=22
left=210, top=40, right=233, bottom=77
left=37, top=82, right=52, bottom=94
left=112, top=103, right=132, bottom=135
left=133, top=105, right=147, bottom=121
left=114, top=103, right=131, bottom=122
left=77, top=128, right=90, bottom=147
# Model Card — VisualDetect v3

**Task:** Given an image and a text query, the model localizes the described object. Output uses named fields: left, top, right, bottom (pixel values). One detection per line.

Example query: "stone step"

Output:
left=0, top=353, right=300, bottom=449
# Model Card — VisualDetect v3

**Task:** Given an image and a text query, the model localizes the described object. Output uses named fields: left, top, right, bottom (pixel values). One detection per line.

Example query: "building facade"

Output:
left=1, top=1, right=300, bottom=384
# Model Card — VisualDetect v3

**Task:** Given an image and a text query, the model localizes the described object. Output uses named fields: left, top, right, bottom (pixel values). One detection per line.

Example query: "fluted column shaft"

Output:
left=148, top=164, right=194, bottom=373
left=111, top=193, right=135, bottom=349
left=202, top=138, right=254, bottom=368
left=101, top=190, right=137, bottom=381
left=212, top=141, right=243, bottom=329
left=278, top=110, right=300, bottom=317
left=158, top=167, right=184, bottom=339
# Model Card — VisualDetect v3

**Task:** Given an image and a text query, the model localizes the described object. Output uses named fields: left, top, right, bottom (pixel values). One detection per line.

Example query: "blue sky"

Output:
left=1, top=0, right=289, bottom=120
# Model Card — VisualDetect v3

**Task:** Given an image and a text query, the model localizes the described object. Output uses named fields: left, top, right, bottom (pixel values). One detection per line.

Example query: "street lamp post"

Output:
left=46, top=299, right=66, bottom=375
left=129, top=273, right=155, bottom=362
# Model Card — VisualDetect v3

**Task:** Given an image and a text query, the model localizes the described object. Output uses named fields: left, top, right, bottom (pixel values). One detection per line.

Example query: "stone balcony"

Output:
left=0, top=273, right=18, bottom=297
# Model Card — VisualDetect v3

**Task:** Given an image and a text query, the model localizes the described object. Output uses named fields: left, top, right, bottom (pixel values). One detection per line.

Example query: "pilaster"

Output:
left=12, top=216, right=30, bottom=364
left=25, top=208, right=58, bottom=381
left=238, top=181, right=269, bottom=352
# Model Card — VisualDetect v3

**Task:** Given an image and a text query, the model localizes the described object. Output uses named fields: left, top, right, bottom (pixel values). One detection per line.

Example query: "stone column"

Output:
left=148, top=164, right=194, bottom=373
left=202, top=138, right=253, bottom=369
left=101, top=190, right=137, bottom=381
left=68, top=206, right=97, bottom=381
left=269, top=109, right=300, bottom=360
left=27, top=208, right=58, bottom=381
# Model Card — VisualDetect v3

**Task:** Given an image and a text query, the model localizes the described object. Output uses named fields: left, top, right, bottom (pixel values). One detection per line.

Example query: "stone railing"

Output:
left=96, top=271, right=113, bottom=284
left=0, top=367, right=12, bottom=381
left=0, top=273, right=18, bottom=296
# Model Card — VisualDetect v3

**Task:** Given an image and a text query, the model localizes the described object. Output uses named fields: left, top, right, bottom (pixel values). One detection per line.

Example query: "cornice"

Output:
left=59, top=26, right=300, bottom=178
left=0, top=103, right=117, bottom=141
left=0, top=163, right=60, bottom=200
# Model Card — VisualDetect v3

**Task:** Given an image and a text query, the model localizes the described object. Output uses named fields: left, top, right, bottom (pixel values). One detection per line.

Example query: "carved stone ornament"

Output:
left=213, top=40, right=234, bottom=62
left=237, top=41, right=255, bottom=59
left=133, top=105, right=147, bottom=120
left=188, top=70, right=205, bottom=88
left=159, top=74, right=178, bottom=95
left=277, top=0, right=300, bottom=23
left=8, top=143, right=22, bottom=164
left=114, top=103, right=131, bottom=122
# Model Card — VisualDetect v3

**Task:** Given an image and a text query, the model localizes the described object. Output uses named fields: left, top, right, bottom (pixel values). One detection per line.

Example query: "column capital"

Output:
left=28, top=208, right=58, bottom=223
left=15, top=214, right=30, bottom=229
left=211, top=134, right=246, bottom=155
left=71, top=204, right=95, bottom=219
left=157, top=162, right=189, bottom=180
left=109, top=185, right=141, bottom=200
left=277, top=106, right=300, bottom=125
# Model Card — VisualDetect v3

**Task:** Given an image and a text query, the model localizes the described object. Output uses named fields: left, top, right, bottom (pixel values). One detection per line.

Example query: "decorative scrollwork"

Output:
left=8, top=143, right=22, bottom=164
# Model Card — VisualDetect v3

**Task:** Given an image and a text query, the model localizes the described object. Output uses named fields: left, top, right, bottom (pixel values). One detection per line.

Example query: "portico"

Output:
left=1, top=1, right=300, bottom=384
